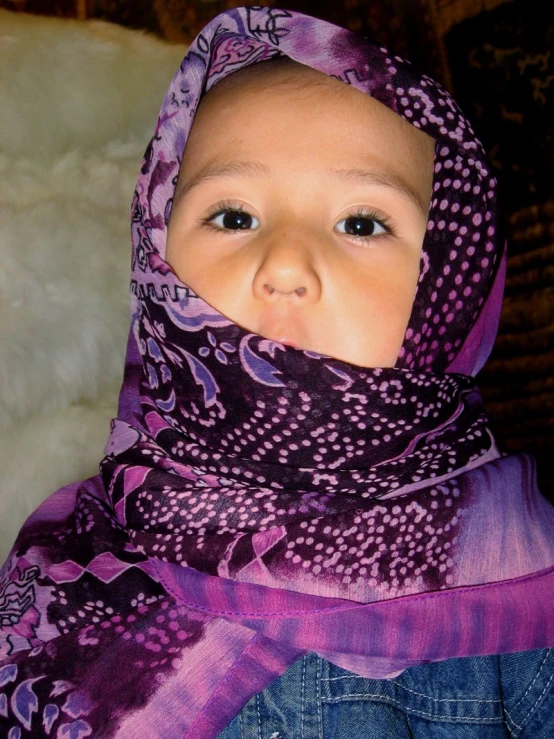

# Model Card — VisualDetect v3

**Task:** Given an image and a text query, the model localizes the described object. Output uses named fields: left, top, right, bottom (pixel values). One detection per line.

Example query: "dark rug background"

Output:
left=3, top=0, right=553, bottom=498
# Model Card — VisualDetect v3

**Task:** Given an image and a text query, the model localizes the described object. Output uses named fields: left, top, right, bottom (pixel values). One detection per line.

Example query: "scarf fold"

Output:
left=1, top=7, right=553, bottom=738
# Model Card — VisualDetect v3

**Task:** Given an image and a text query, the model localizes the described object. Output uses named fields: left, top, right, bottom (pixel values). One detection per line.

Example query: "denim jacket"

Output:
left=217, top=649, right=554, bottom=738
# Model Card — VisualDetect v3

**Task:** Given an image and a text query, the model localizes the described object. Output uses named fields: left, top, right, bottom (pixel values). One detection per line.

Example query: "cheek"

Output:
left=165, top=223, right=210, bottom=290
left=339, top=256, right=420, bottom=365
left=165, top=203, right=210, bottom=285
left=165, top=230, right=249, bottom=318
left=165, top=222, right=184, bottom=274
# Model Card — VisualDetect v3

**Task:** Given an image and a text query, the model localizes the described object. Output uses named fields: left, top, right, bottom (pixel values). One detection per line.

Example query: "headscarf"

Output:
left=1, top=7, right=553, bottom=738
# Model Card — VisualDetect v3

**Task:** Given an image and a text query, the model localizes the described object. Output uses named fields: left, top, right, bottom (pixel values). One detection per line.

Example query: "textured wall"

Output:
left=439, top=0, right=554, bottom=498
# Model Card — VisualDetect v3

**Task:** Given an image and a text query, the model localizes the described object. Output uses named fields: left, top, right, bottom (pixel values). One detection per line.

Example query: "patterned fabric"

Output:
left=1, top=6, right=553, bottom=738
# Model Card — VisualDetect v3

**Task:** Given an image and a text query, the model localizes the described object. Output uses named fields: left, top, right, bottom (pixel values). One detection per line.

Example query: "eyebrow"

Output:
left=175, top=159, right=426, bottom=214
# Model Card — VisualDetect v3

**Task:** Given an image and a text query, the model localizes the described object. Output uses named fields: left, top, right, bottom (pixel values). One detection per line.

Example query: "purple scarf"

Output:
left=1, top=7, right=553, bottom=738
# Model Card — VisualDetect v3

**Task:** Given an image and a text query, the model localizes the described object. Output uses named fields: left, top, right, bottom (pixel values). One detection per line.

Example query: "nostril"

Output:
left=264, top=284, right=306, bottom=296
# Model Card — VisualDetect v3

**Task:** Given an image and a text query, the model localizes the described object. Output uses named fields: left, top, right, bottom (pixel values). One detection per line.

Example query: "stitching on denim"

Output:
left=406, top=712, right=416, bottom=739
left=322, top=693, right=503, bottom=723
left=322, top=675, right=501, bottom=703
left=156, top=561, right=554, bottom=619
left=505, top=706, right=523, bottom=734
left=316, top=656, right=323, bottom=739
left=518, top=670, right=554, bottom=733
left=321, top=665, right=420, bottom=682
left=509, top=650, right=550, bottom=714
left=503, top=652, right=551, bottom=736
left=389, top=680, right=501, bottom=705
left=301, top=654, right=307, bottom=739
left=256, top=692, right=262, bottom=739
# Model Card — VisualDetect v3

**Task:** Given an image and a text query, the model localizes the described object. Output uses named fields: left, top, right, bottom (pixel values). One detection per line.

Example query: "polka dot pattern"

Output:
left=276, top=480, right=464, bottom=596
left=104, top=270, right=497, bottom=602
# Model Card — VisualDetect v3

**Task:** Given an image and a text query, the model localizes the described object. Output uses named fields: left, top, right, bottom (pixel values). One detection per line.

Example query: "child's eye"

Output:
left=199, top=202, right=394, bottom=242
left=335, top=210, right=392, bottom=241
left=201, top=202, right=260, bottom=233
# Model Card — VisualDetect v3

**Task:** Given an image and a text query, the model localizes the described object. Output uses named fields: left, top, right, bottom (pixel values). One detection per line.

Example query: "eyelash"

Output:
left=198, top=199, right=396, bottom=243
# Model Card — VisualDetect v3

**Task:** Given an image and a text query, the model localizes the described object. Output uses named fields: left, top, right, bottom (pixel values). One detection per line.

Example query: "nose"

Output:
left=252, top=234, right=322, bottom=304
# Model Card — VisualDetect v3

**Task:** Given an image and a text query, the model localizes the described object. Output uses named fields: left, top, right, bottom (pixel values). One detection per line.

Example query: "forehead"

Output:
left=178, top=58, right=435, bottom=206
left=195, top=57, right=426, bottom=139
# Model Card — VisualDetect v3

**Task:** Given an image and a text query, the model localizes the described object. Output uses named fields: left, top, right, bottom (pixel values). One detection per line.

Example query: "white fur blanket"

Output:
left=0, top=10, right=186, bottom=562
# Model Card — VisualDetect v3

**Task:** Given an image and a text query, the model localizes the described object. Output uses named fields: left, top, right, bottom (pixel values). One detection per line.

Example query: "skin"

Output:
left=166, top=59, right=435, bottom=368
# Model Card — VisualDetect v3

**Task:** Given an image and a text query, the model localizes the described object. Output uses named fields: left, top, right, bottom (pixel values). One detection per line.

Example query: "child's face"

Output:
left=167, top=63, right=435, bottom=367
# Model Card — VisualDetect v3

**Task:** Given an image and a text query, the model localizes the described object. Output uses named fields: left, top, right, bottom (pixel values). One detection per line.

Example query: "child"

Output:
left=1, top=6, right=553, bottom=738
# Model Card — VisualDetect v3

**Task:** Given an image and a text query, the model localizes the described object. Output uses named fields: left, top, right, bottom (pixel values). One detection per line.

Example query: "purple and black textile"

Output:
left=1, top=7, right=553, bottom=738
